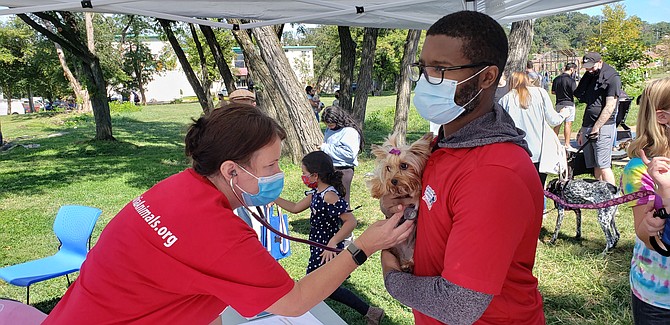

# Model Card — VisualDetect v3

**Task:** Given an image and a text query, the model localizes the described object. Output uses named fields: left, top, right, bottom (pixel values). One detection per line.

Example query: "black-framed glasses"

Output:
left=408, top=62, right=493, bottom=85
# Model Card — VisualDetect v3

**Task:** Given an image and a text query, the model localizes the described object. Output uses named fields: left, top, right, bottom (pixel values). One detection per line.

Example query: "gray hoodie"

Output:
left=437, top=103, right=531, bottom=156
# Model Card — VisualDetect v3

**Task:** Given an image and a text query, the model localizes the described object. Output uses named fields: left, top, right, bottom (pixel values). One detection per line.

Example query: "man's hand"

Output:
left=577, top=130, right=583, bottom=146
left=587, top=127, right=600, bottom=140
left=381, top=250, right=401, bottom=276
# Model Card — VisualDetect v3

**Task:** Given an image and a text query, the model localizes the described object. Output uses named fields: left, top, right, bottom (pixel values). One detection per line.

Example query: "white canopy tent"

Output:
left=0, top=0, right=619, bottom=29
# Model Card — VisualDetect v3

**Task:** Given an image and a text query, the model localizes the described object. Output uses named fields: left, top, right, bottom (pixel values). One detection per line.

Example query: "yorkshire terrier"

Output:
left=367, top=132, right=433, bottom=272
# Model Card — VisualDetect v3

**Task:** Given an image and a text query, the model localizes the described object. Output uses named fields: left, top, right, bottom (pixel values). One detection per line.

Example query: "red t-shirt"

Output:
left=44, top=169, right=294, bottom=324
left=413, top=143, right=545, bottom=324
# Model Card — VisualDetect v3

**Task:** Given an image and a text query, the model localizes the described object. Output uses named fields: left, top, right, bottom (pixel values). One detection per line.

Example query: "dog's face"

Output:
left=546, top=178, right=566, bottom=196
left=367, top=132, right=433, bottom=199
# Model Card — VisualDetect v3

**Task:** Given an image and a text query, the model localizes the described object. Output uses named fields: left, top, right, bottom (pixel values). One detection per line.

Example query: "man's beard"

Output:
left=588, top=68, right=600, bottom=75
left=454, top=80, right=481, bottom=118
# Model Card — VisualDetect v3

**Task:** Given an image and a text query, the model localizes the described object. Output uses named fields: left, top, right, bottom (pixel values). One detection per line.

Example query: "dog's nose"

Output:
left=391, top=179, right=398, bottom=186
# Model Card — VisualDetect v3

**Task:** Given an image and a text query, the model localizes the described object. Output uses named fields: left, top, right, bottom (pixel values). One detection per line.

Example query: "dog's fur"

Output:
left=368, top=132, right=433, bottom=272
left=545, top=178, right=620, bottom=253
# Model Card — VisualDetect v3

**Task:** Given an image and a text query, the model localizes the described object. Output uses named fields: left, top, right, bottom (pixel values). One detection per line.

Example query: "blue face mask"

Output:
left=233, top=164, right=284, bottom=206
left=413, top=67, right=487, bottom=125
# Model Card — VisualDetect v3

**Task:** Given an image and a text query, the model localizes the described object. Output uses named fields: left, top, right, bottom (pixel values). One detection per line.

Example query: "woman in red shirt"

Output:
left=44, top=104, right=414, bottom=324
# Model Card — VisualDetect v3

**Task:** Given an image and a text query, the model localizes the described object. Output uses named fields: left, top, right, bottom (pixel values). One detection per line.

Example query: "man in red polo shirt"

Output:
left=381, top=11, right=545, bottom=324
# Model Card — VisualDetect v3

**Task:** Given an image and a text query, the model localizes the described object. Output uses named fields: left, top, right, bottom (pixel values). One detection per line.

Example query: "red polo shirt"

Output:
left=413, top=143, right=545, bottom=324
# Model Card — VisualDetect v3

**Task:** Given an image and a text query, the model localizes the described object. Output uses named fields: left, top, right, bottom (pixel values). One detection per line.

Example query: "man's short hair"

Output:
left=526, top=61, right=534, bottom=70
left=565, top=63, right=577, bottom=71
left=427, top=11, right=508, bottom=82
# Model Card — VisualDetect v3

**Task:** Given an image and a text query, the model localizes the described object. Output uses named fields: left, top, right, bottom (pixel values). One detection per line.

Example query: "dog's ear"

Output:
left=606, top=183, right=618, bottom=194
left=366, top=177, right=384, bottom=199
left=421, top=132, right=434, bottom=141
left=408, top=133, right=434, bottom=158
left=370, top=144, right=387, bottom=159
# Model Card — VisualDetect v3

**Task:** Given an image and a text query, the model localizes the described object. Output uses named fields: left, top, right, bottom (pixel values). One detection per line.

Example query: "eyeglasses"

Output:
left=408, top=62, right=493, bottom=85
